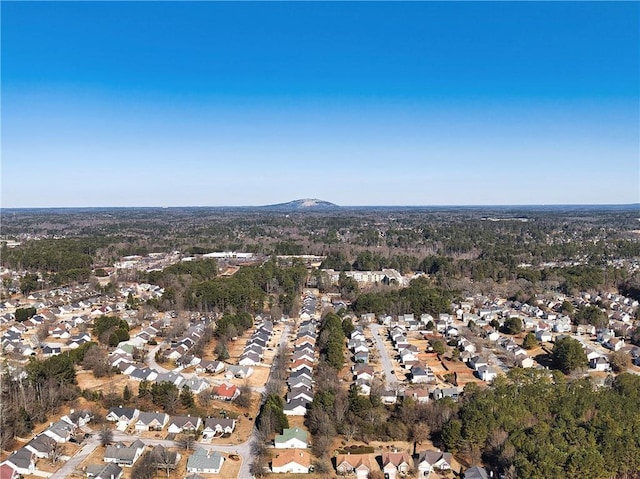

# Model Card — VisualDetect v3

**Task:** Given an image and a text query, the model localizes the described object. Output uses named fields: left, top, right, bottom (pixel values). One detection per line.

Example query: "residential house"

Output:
left=335, top=454, right=376, bottom=479
left=224, top=365, right=253, bottom=379
left=186, top=448, right=224, bottom=474
left=274, top=428, right=308, bottom=449
left=536, top=329, right=552, bottom=342
left=86, top=463, right=123, bottom=479
left=464, top=465, right=490, bottom=479
left=353, top=365, right=374, bottom=382
left=355, top=379, right=371, bottom=396
left=590, top=356, right=611, bottom=372
left=129, top=367, right=158, bottom=382
left=283, top=399, right=308, bottom=416
left=290, top=359, right=314, bottom=372
left=477, top=365, right=499, bottom=383
left=182, top=376, right=210, bottom=395
left=416, top=450, right=453, bottom=476
left=43, top=418, right=76, bottom=443
left=401, top=388, right=430, bottom=404
left=202, top=418, right=236, bottom=439
left=380, top=390, right=398, bottom=405
left=271, top=449, right=311, bottom=474
left=3, top=449, right=35, bottom=476
left=431, top=387, right=460, bottom=401
left=354, top=351, right=370, bottom=364
left=103, top=441, right=145, bottom=467
left=212, top=383, right=239, bottom=402
left=239, top=351, right=261, bottom=366
left=42, top=344, right=62, bottom=357
left=381, top=450, right=412, bottom=479
left=134, top=412, right=169, bottom=431
left=290, top=367, right=313, bottom=382
left=168, top=416, right=202, bottom=434
left=106, top=407, right=139, bottom=428
left=410, top=366, right=435, bottom=384
left=287, top=376, right=312, bottom=390
left=516, top=355, right=535, bottom=369
left=286, top=388, right=314, bottom=404
left=606, top=337, right=625, bottom=352
left=24, top=435, right=56, bottom=459
left=0, top=464, right=18, bottom=479
left=154, top=371, right=185, bottom=387
left=196, top=360, right=225, bottom=375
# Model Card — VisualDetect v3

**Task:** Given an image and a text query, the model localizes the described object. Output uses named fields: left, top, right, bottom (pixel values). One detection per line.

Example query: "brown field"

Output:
left=76, top=369, right=131, bottom=396
left=218, top=451, right=242, bottom=479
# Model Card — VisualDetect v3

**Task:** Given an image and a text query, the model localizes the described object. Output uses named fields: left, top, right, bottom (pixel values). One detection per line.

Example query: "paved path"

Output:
left=369, top=323, right=398, bottom=387
left=146, top=343, right=172, bottom=374
left=48, top=439, right=99, bottom=479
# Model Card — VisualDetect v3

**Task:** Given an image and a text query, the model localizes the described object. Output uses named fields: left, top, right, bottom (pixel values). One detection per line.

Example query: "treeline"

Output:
left=1, top=350, right=89, bottom=449
left=214, top=312, right=253, bottom=339
left=440, top=369, right=640, bottom=479
left=93, top=315, right=130, bottom=347
left=147, top=258, right=218, bottom=285
left=317, top=312, right=347, bottom=370
left=138, top=381, right=195, bottom=415
left=181, top=261, right=307, bottom=315
left=352, top=277, right=453, bottom=317
left=1, top=237, right=110, bottom=282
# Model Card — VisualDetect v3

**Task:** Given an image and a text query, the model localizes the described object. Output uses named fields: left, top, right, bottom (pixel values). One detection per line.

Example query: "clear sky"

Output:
left=2, top=1, right=639, bottom=207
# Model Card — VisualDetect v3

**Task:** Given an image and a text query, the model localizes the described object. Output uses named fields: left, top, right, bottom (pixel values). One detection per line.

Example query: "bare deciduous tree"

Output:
left=98, top=425, right=113, bottom=447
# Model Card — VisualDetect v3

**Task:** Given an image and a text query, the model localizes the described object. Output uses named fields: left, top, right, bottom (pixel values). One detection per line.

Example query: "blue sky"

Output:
left=2, top=1, right=638, bottom=207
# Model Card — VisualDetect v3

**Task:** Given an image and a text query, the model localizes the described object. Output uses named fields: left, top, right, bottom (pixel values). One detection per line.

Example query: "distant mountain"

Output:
left=262, top=198, right=340, bottom=210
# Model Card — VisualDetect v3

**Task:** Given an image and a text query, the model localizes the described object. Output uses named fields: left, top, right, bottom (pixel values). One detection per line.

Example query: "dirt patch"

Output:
left=76, top=370, right=131, bottom=395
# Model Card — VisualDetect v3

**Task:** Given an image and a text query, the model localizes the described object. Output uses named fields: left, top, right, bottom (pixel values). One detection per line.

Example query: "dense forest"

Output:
left=441, top=370, right=640, bottom=479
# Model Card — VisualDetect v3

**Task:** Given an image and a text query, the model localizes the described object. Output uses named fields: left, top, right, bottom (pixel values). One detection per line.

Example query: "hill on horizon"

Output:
left=261, top=198, right=340, bottom=210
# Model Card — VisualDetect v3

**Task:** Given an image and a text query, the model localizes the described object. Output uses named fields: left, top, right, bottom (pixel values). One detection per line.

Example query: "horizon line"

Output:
left=1, top=202, right=639, bottom=210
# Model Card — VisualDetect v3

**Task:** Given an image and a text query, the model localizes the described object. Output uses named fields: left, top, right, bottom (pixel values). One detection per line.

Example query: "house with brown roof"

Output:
left=271, top=449, right=311, bottom=474
left=381, top=450, right=412, bottom=479
left=335, top=454, right=377, bottom=479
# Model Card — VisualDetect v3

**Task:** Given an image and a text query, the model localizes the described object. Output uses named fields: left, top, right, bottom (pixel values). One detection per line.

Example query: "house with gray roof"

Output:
left=283, top=398, right=308, bottom=416
left=186, top=448, right=224, bottom=474
left=86, top=463, right=123, bottom=479
left=43, top=418, right=75, bottom=443
left=464, top=465, right=490, bottom=479
left=24, top=434, right=56, bottom=459
left=168, top=415, right=202, bottom=434
left=416, top=450, right=453, bottom=475
left=106, top=407, right=139, bottom=425
left=202, top=418, right=236, bottom=439
left=3, top=448, right=35, bottom=475
left=134, top=412, right=169, bottom=431
left=104, top=440, right=145, bottom=467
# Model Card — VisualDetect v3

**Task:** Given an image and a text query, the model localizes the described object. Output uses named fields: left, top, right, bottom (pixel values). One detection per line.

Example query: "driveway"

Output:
left=48, top=439, right=99, bottom=479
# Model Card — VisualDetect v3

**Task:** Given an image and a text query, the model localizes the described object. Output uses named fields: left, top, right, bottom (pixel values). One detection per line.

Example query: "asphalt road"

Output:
left=369, top=323, right=398, bottom=387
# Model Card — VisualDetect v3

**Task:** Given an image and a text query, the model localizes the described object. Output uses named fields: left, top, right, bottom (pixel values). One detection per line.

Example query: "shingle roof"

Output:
left=272, top=449, right=311, bottom=468
left=186, top=448, right=224, bottom=471
left=275, top=428, right=308, bottom=445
